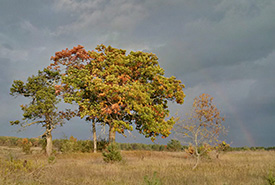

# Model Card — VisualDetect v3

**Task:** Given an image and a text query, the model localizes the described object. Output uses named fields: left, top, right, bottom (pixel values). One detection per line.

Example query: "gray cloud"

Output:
left=154, top=0, right=275, bottom=76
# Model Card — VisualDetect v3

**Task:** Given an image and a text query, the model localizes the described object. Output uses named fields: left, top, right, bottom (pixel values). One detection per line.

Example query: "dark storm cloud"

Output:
left=0, top=58, right=11, bottom=96
left=0, top=0, right=274, bottom=146
left=152, top=0, right=275, bottom=76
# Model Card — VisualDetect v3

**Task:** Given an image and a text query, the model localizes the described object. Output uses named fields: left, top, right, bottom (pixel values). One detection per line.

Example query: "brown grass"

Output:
left=0, top=146, right=274, bottom=185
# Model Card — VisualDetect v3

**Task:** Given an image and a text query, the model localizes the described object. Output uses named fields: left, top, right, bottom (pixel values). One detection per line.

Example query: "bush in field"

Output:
left=159, top=145, right=165, bottom=151
left=77, top=140, right=93, bottom=153
left=215, top=141, right=230, bottom=158
left=37, top=138, right=47, bottom=151
left=52, top=137, right=107, bottom=153
left=9, top=137, right=20, bottom=147
left=0, top=136, right=20, bottom=147
left=144, top=171, right=162, bottom=185
left=0, top=156, right=44, bottom=183
left=142, top=144, right=153, bottom=150
left=0, top=136, right=8, bottom=146
left=132, top=143, right=142, bottom=150
left=118, top=143, right=132, bottom=150
left=97, top=139, right=108, bottom=152
left=20, top=138, right=32, bottom=154
left=52, top=139, right=63, bottom=152
left=102, top=143, right=122, bottom=163
left=167, top=139, right=182, bottom=151
left=60, top=140, right=74, bottom=153
left=151, top=144, right=161, bottom=151
left=266, top=147, right=275, bottom=151
left=48, top=155, right=56, bottom=164
left=59, top=136, right=79, bottom=153
left=29, top=138, right=39, bottom=147
left=52, top=138, right=75, bottom=153
left=266, top=171, right=275, bottom=185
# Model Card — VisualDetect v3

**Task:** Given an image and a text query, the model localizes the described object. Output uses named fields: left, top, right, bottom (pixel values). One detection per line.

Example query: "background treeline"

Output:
left=0, top=136, right=274, bottom=153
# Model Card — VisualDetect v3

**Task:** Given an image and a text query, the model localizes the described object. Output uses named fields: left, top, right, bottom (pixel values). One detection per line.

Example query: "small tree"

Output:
left=102, top=143, right=122, bottom=163
left=10, top=68, right=74, bottom=156
left=174, top=94, right=226, bottom=169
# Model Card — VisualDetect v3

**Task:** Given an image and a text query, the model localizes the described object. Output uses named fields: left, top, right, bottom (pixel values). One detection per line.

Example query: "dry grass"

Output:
left=0, top=146, right=274, bottom=185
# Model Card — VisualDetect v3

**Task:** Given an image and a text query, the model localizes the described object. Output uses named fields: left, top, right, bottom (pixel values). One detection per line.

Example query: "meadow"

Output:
left=0, top=144, right=274, bottom=185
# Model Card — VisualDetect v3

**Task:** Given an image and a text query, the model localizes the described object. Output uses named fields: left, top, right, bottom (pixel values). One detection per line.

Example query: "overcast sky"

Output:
left=1, top=0, right=274, bottom=147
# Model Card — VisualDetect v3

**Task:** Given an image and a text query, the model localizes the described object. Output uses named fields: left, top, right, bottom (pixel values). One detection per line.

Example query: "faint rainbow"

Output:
left=200, top=70, right=256, bottom=146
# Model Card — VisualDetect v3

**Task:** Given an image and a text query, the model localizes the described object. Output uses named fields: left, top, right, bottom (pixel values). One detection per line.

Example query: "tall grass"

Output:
left=0, top=146, right=274, bottom=185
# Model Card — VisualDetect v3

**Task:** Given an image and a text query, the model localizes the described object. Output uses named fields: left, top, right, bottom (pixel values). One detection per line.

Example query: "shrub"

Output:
left=0, top=136, right=8, bottom=146
left=158, top=145, right=165, bottom=151
left=30, top=138, right=39, bottom=147
left=144, top=171, right=162, bottom=185
left=60, top=137, right=78, bottom=153
left=48, top=155, right=56, bottom=164
left=167, top=139, right=182, bottom=151
left=0, top=156, right=45, bottom=184
left=151, top=144, right=160, bottom=151
left=266, top=171, right=275, bottom=185
left=133, top=143, right=143, bottom=150
left=102, top=143, right=122, bottom=163
left=77, top=140, right=93, bottom=153
left=52, top=139, right=63, bottom=152
left=118, top=143, right=130, bottom=150
left=97, top=139, right=108, bottom=151
left=21, top=138, right=32, bottom=154
left=266, top=147, right=275, bottom=151
left=39, top=137, right=47, bottom=152
left=217, top=141, right=230, bottom=151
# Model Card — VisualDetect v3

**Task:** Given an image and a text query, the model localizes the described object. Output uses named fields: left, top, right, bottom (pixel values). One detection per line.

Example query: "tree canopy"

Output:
left=10, top=68, right=74, bottom=156
left=49, top=44, right=185, bottom=142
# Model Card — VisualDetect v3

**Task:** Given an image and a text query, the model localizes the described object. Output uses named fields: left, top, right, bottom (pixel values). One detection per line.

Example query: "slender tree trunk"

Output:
left=192, top=128, right=200, bottom=169
left=92, top=120, right=97, bottom=153
left=193, top=154, right=200, bottom=170
left=46, top=131, right=52, bottom=156
left=109, top=124, right=116, bottom=144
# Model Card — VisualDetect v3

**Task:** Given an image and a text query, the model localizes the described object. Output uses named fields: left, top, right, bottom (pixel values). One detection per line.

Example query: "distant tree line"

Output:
left=1, top=136, right=274, bottom=154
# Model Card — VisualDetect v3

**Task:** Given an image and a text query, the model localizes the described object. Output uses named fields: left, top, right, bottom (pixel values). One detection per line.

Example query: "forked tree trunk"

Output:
left=46, top=132, right=52, bottom=156
left=193, top=154, right=200, bottom=170
left=109, top=124, right=116, bottom=144
left=92, top=120, right=97, bottom=153
left=193, top=146, right=200, bottom=170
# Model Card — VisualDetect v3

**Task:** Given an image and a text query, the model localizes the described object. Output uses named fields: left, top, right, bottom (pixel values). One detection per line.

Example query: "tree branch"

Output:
left=23, top=120, right=44, bottom=127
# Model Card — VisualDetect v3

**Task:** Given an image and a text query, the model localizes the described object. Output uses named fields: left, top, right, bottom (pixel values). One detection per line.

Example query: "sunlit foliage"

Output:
left=10, top=68, right=74, bottom=156
left=49, top=44, right=185, bottom=142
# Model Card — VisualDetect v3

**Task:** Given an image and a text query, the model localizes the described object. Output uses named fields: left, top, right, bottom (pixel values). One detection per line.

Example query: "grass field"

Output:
left=0, top=146, right=274, bottom=185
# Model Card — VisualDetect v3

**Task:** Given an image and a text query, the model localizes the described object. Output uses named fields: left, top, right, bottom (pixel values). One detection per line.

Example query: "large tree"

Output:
left=49, top=44, right=185, bottom=143
left=10, top=68, right=73, bottom=156
left=174, top=93, right=226, bottom=169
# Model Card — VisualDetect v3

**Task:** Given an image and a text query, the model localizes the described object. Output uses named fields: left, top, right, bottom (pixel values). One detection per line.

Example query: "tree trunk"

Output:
left=109, top=124, right=116, bottom=144
left=192, top=129, right=200, bottom=169
left=193, top=154, right=200, bottom=170
left=46, top=132, right=52, bottom=156
left=92, top=120, right=97, bottom=153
